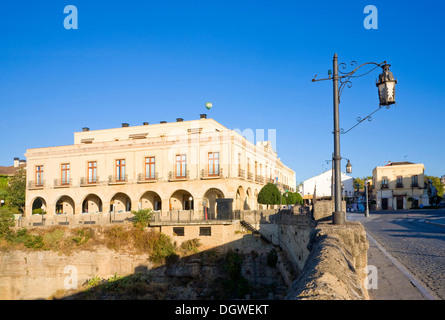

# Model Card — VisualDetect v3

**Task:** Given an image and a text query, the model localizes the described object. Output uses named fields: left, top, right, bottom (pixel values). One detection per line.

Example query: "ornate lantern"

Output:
left=376, top=64, right=397, bottom=106
left=346, top=160, right=352, bottom=174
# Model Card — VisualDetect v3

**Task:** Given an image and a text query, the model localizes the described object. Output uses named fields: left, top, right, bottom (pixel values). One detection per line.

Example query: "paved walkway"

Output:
left=347, top=212, right=437, bottom=300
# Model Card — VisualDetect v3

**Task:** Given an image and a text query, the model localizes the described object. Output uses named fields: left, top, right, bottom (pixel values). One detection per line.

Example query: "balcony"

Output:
left=168, top=170, right=190, bottom=181
left=238, top=169, right=245, bottom=179
left=28, top=180, right=45, bottom=190
left=54, top=179, right=72, bottom=188
left=137, top=172, right=158, bottom=183
left=396, top=183, right=404, bottom=188
left=80, top=176, right=100, bottom=186
left=255, top=175, right=264, bottom=184
left=381, top=183, right=389, bottom=189
left=108, top=175, right=127, bottom=185
left=247, top=172, right=253, bottom=181
left=201, top=168, right=223, bottom=179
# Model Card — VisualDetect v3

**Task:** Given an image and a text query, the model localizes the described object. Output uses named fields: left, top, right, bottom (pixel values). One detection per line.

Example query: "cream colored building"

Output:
left=24, top=114, right=296, bottom=217
left=372, top=161, right=425, bottom=210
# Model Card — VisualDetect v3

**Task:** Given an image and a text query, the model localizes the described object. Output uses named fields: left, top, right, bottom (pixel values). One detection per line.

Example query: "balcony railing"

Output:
left=255, top=175, right=264, bottom=184
left=396, top=183, right=403, bottom=188
left=28, top=180, right=45, bottom=189
left=411, top=183, right=420, bottom=188
left=108, top=175, right=128, bottom=184
left=381, top=183, right=389, bottom=189
left=247, top=172, right=253, bottom=181
left=54, top=178, right=72, bottom=188
left=201, top=168, right=223, bottom=179
left=137, top=172, right=158, bottom=183
left=238, top=169, right=245, bottom=179
left=168, top=170, right=190, bottom=181
left=80, top=176, right=100, bottom=186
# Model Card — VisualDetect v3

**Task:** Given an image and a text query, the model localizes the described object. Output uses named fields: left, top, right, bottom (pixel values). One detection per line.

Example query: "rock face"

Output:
left=0, top=233, right=287, bottom=300
left=286, top=222, right=369, bottom=300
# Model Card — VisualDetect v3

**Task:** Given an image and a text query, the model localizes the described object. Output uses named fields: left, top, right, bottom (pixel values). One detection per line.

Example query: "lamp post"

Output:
left=189, top=196, right=193, bottom=220
left=365, top=179, right=370, bottom=217
left=312, top=53, right=396, bottom=225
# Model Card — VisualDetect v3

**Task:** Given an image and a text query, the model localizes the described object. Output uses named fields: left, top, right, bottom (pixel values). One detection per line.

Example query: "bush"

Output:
left=148, top=233, right=177, bottom=264
left=131, top=209, right=153, bottom=229
left=258, top=183, right=281, bottom=205
left=180, top=238, right=201, bottom=254
left=32, top=208, right=46, bottom=215
left=266, top=249, right=278, bottom=267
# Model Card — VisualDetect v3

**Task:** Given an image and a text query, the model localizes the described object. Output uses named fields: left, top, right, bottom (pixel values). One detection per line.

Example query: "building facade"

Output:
left=299, top=169, right=354, bottom=200
left=24, top=115, right=296, bottom=217
left=372, top=161, right=426, bottom=210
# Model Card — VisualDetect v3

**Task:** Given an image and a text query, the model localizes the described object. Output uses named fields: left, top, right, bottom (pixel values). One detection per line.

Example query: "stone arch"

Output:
left=235, top=186, right=246, bottom=210
left=82, top=194, right=103, bottom=213
left=246, top=188, right=254, bottom=210
left=170, top=189, right=194, bottom=211
left=31, top=196, right=47, bottom=214
left=110, top=192, right=131, bottom=213
left=139, top=191, right=162, bottom=211
left=203, top=188, right=225, bottom=219
left=55, top=195, right=75, bottom=215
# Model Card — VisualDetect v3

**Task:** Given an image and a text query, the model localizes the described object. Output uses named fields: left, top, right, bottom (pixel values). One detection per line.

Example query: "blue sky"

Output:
left=0, top=0, right=444, bottom=183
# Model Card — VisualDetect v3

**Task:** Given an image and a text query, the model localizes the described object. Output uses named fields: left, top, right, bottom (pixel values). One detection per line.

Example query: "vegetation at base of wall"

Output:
left=179, top=238, right=201, bottom=255
left=131, top=208, right=153, bottom=229
left=32, top=208, right=46, bottom=215
left=266, top=248, right=278, bottom=267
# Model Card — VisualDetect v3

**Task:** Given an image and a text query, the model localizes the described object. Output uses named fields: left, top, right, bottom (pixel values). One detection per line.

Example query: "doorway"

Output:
left=382, top=198, right=388, bottom=210
left=396, top=197, right=404, bottom=210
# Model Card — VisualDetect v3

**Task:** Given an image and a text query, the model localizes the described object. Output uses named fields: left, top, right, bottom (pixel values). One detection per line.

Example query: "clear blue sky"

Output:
left=1, top=0, right=444, bottom=183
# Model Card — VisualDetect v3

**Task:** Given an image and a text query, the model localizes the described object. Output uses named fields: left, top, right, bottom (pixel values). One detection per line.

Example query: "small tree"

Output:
left=131, top=208, right=153, bottom=229
left=6, top=168, right=26, bottom=213
left=257, top=183, right=281, bottom=207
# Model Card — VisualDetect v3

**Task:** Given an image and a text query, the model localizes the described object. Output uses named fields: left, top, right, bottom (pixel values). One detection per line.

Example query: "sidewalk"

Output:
left=347, top=212, right=436, bottom=300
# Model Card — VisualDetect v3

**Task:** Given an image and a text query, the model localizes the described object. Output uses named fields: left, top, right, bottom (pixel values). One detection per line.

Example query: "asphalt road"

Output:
left=348, top=209, right=445, bottom=300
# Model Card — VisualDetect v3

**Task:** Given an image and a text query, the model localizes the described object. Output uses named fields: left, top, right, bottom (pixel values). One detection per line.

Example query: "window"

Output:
left=173, top=227, right=185, bottom=236
left=208, top=152, right=219, bottom=176
left=199, top=227, right=211, bottom=236
left=116, top=159, right=126, bottom=181
left=87, top=161, right=97, bottom=183
left=381, top=176, right=388, bottom=188
left=145, top=157, right=155, bottom=180
left=396, top=176, right=403, bottom=188
left=61, top=163, right=70, bottom=185
left=176, top=155, right=186, bottom=178
left=35, top=165, right=44, bottom=186
left=412, top=175, right=418, bottom=187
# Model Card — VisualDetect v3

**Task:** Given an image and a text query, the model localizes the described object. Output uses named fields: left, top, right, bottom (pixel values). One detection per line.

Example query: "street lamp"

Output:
left=312, top=53, right=396, bottom=225
left=364, top=178, right=370, bottom=217
left=346, top=160, right=352, bottom=174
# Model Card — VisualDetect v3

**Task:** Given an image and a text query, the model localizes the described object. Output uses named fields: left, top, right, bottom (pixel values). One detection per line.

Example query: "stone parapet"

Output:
left=286, top=222, right=369, bottom=300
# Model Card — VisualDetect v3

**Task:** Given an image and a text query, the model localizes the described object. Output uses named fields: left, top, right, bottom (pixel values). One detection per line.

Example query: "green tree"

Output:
left=425, top=175, right=444, bottom=198
left=257, top=183, right=281, bottom=206
left=5, top=168, right=26, bottom=213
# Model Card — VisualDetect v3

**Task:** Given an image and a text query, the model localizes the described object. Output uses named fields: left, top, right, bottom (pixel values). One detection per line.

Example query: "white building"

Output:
left=299, top=169, right=354, bottom=199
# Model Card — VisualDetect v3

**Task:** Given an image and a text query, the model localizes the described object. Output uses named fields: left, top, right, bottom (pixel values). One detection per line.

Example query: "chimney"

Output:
left=13, top=157, right=19, bottom=168
left=122, top=123, right=129, bottom=127
left=19, top=159, right=26, bottom=166
left=82, top=127, right=89, bottom=132
left=176, top=118, right=183, bottom=122
left=143, top=122, right=149, bottom=125
left=200, top=114, right=207, bottom=119
left=160, top=121, right=167, bottom=124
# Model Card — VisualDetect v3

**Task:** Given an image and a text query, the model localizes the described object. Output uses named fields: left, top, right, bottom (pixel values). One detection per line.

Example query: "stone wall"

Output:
left=313, top=199, right=346, bottom=222
left=286, top=222, right=369, bottom=300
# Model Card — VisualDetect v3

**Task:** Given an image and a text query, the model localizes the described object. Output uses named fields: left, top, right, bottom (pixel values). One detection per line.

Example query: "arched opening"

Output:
left=55, top=195, right=75, bottom=215
left=235, top=186, right=246, bottom=211
left=110, top=193, right=131, bottom=213
left=82, top=194, right=103, bottom=213
left=31, top=197, right=47, bottom=214
left=170, top=189, right=193, bottom=211
left=246, top=188, right=253, bottom=210
left=203, top=188, right=225, bottom=219
left=140, top=191, right=162, bottom=211
left=254, top=189, right=259, bottom=210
